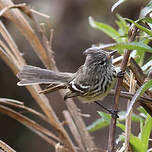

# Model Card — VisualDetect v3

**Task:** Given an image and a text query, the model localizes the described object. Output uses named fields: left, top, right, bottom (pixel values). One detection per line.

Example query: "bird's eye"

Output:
left=99, top=60, right=106, bottom=65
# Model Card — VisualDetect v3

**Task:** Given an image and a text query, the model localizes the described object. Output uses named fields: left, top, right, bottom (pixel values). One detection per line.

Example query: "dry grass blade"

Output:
left=0, top=98, right=23, bottom=105
left=0, top=10, right=61, bottom=129
left=0, top=3, right=26, bottom=17
left=64, top=99, right=98, bottom=152
left=125, top=72, right=136, bottom=152
left=30, top=8, right=50, bottom=19
left=31, top=6, right=97, bottom=151
left=109, top=90, right=152, bottom=104
left=128, top=57, right=152, bottom=97
left=63, top=111, right=86, bottom=152
left=33, top=18, right=56, bottom=69
left=0, top=140, right=16, bottom=152
left=26, top=86, right=77, bottom=152
left=0, top=98, right=49, bottom=123
left=0, top=0, right=50, bottom=68
left=0, top=47, right=18, bottom=74
left=0, top=20, right=24, bottom=67
left=0, top=1, right=77, bottom=151
left=29, top=127, right=59, bottom=147
left=55, top=143, right=68, bottom=152
left=112, top=55, right=123, bottom=66
left=128, top=58, right=146, bottom=83
left=0, top=2, right=50, bottom=19
left=0, top=39, right=16, bottom=64
left=0, top=105, right=61, bottom=145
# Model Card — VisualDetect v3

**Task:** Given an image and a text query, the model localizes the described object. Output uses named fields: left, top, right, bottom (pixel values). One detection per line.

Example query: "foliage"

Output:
left=0, top=0, right=152, bottom=152
left=88, top=0, right=152, bottom=151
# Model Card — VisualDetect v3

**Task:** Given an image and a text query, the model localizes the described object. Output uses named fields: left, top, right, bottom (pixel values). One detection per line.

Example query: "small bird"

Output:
left=17, top=47, right=122, bottom=112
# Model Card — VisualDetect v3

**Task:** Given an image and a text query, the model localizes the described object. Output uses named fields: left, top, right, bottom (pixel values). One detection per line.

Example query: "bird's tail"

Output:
left=17, top=65, right=74, bottom=86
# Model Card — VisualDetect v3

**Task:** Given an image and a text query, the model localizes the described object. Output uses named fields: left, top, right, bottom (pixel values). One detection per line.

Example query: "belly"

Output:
left=79, top=78, right=116, bottom=103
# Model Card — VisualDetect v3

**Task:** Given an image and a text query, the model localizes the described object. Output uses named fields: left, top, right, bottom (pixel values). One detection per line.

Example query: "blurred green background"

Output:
left=0, top=0, right=146, bottom=151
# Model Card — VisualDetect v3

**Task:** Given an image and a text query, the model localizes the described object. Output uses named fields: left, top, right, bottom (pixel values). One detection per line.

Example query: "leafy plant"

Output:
left=0, top=0, right=152, bottom=152
left=88, top=0, right=152, bottom=151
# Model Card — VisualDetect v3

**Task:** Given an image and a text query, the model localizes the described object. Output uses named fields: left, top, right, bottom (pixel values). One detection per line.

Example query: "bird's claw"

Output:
left=117, top=71, right=125, bottom=78
left=109, top=109, right=119, bottom=119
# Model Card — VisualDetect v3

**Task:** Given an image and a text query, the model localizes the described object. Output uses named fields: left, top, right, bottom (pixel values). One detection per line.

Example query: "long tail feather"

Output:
left=17, top=65, right=74, bottom=86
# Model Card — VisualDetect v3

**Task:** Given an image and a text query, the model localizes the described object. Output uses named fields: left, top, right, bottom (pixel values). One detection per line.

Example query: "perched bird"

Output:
left=17, top=47, right=122, bottom=107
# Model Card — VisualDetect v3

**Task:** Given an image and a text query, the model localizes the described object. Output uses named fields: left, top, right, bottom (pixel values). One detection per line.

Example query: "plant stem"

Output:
left=107, top=25, right=138, bottom=152
left=125, top=72, right=136, bottom=152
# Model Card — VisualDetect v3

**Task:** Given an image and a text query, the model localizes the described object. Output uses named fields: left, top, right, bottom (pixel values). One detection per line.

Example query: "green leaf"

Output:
left=129, top=135, right=146, bottom=152
left=87, top=111, right=142, bottom=132
left=116, top=14, right=129, bottom=38
left=87, top=111, right=111, bottom=132
left=97, top=111, right=111, bottom=120
left=116, top=126, right=146, bottom=152
left=111, top=0, right=127, bottom=12
left=118, top=111, right=143, bottom=122
left=116, top=122, right=125, bottom=131
left=135, top=50, right=145, bottom=65
left=116, top=134, right=125, bottom=144
left=142, top=59, right=152, bottom=71
left=125, top=18, right=152, bottom=36
left=140, top=1, right=152, bottom=17
left=138, top=106, right=148, bottom=116
left=87, top=118, right=110, bottom=132
left=139, top=17, right=152, bottom=30
left=89, top=16, right=121, bottom=41
left=140, top=114, right=152, bottom=150
left=98, top=42, right=152, bottom=53
left=141, top=17, right=152, bottom=24
left=126, top=80, right=152, bottom=117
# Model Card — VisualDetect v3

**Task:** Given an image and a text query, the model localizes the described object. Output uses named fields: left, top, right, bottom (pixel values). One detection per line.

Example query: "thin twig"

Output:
left=0, top=105, right=59, bottom=146
left=124, top=72, right=136, bottom=152
left=0, top=98, right=49, bottom=123
left=0, top=140, right=16, bottom=152
left=128, top=57, right=152, bottom=97
left=109, top=90, right=152, bottom=104
left=30, top=8, right=50, bottom=19
left=107, top=25, right=138, bottom=152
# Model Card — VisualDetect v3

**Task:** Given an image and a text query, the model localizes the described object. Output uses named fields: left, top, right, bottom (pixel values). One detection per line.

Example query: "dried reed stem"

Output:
left=125, top=72, right=136, bottom=152
left=107, top=25, right=138, bottom=152
left=0, top=140, right=16, bottom=152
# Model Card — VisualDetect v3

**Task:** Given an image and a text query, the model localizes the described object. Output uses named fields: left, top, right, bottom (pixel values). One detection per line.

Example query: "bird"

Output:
left=17, top=47, right=122, bottom=116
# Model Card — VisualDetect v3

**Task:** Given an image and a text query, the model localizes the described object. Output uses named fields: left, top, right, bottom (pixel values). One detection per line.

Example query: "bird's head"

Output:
left=83, top=47, right=117, bottom=67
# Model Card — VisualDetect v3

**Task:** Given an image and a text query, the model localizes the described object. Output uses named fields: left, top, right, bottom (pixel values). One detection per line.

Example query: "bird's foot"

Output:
left=108, top=109, right=119, bottom=119
left=95, top=101, right=119, bottom=118
left=117, top=70, right=125, bottom=78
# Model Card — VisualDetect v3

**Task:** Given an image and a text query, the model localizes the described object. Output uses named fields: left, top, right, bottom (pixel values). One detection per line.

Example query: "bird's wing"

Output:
left=68, top=66, right=91, bottom=94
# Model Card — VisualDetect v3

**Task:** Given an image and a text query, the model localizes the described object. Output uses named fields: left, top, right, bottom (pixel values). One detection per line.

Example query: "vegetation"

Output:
left=0, top=0, right=152, bottom=152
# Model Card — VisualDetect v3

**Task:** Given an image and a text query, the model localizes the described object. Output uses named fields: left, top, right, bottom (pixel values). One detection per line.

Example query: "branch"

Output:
left=125, top=72, right=136, bottom=152
left=109, top=90, right=152, bottom=104
left=107, top=25, right=138, bottom=152
left=0, top=140, right=16, bottom=152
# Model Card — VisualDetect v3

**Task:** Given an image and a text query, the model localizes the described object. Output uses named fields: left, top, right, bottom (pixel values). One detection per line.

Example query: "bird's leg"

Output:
left=117, top=70, right=125, bottom=78
left=95, top=101, right=119, bottom=118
